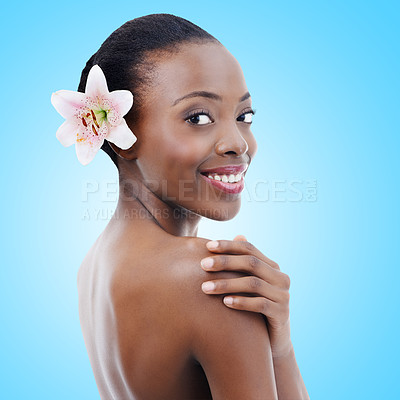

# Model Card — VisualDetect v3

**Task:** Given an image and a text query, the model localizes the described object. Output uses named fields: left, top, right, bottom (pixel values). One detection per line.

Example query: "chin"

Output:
left=198, top=202, right=241, bottom=221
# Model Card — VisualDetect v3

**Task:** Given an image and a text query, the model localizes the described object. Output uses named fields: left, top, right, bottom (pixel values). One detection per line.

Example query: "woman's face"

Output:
left=127, top=42, right=257, bottom=221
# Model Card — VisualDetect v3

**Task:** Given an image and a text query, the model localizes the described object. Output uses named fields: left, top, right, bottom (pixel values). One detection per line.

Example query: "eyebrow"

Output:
left=172, top=91, right=251, bottom=106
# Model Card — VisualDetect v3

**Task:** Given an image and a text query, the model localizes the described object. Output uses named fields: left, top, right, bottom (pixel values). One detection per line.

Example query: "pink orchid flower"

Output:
left=51, top=64, right=137, bottom=165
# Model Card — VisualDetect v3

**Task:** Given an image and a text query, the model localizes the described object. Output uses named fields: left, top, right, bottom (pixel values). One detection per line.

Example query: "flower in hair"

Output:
left=51, top=64, right=137, bottom=165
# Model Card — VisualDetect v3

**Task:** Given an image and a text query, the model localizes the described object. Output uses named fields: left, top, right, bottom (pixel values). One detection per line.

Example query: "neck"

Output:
left=114, top=161, right=202, bottom=237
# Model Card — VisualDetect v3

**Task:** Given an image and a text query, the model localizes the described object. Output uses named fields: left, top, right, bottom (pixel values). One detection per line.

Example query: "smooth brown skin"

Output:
left=78, top=42, right=308, bottom=399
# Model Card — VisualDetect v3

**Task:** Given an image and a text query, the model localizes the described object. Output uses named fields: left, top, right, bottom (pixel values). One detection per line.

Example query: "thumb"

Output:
left=233, top=234, right=247, bottom=241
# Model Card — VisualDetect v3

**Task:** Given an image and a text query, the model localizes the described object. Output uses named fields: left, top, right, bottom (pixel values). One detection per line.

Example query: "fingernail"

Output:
left=202, top=281, right=215, bottom=292
left=201, top=258, right=214, bottom=269
left=224, top=297, right=233, bottom=305
left=206, top=241, right=219, bottom=250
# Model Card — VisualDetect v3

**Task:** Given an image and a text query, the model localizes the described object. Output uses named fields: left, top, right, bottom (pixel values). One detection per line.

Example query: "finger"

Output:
left=206, top=239, right=280, bottom=270
left=222, top=295, right=281, bottom=320
left=201, top=254, right=283, bottom=287
left=233, top=235, right=247, bottom=241
left=201, top=276, right=284, bottom=303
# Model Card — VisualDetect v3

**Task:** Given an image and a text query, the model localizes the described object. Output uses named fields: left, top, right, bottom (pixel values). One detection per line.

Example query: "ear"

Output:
left=108, top=141, right=138, bottom=161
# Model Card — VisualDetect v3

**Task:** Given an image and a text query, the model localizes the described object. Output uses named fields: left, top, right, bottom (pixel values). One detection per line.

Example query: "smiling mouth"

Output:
left=200, top=171, right=244, bottom=183
left=199, top=169, right=247, bottom=194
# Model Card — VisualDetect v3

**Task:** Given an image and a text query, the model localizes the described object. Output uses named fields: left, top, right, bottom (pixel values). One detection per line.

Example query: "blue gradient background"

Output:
left=1, top=1, right=398, bottom=399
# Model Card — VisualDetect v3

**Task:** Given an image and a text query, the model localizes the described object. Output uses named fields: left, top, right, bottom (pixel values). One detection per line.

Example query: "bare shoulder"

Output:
left=82, top=233, right=278, bottom=398
left=178, top=236, right=247, bottom=279
left=175, top=236, right=278, bottom=400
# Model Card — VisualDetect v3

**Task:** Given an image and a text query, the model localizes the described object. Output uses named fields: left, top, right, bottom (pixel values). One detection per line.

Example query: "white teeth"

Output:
left=228, top=174, right=236, bottom=183
left=205, top=172, right=243, bottom=183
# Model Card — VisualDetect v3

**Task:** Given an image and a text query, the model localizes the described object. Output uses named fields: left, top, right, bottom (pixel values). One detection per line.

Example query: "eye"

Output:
left=185, top=109, right=213, bottom=126
left=237, top=108, right=256, bottom=124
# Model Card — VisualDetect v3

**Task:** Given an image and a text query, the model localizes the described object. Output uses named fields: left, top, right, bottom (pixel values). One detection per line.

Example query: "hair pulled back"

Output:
left=78, top=13, right=220, bottom=168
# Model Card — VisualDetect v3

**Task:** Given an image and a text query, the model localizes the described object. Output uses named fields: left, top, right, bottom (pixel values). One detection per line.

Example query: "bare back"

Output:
left=77, top=221, right=217, bottom=399
left=77, top=219, right=276, bottom=400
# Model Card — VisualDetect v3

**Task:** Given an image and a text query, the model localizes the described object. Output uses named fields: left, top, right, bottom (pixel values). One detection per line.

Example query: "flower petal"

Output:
left=56, top=120, right=77, bottom=147
left=106, top=90, right=134, bottom=125
left=51, top=90, right=86, bottom=119
left=75, top=139, right=104, bottom=165
left=106, top=118, right=137, bottom=150
left=85, top=65, right=109, bottom=98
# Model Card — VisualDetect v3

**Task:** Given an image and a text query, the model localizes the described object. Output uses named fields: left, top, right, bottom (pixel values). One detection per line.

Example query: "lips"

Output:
left=199, top=164, right=248, bottom=176
left=199, top=173, right=245, bottom=194
left=198, top=164, right=248, bottom=195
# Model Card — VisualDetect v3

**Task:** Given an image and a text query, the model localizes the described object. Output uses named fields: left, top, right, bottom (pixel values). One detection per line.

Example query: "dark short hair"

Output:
left=77, top=13, right=220, bottom=168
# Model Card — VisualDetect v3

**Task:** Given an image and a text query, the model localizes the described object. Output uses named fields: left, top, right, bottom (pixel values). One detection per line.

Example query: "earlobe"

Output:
left=108, top=141, right=138, bottom=161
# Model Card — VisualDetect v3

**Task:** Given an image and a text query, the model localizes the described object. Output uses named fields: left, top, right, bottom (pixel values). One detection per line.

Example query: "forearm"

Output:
left=272, top=343, right=309, bottom=400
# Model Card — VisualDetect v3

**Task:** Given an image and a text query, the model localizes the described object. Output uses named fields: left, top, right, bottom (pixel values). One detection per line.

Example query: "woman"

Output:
left=70, top=13, right=308, bottom=399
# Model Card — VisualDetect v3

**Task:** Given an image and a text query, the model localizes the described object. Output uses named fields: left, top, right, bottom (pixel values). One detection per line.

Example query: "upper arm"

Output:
left=185, top=242, right=278, bottom=400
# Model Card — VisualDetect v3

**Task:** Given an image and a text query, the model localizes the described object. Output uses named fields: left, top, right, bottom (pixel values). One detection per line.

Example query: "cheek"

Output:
left=166, top=134, right=207, bottom=177
left=161, top=138, right=204, bottom=201
left=169, top=143, right=198, bottom=170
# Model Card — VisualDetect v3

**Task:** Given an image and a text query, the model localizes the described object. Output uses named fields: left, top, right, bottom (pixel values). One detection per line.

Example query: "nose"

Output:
left=214, top=124, right=249, bottom=157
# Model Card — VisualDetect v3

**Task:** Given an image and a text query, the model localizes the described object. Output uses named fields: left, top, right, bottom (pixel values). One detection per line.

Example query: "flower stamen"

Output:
left=81, top=117, right=87, bottom=127
left=90, top=109, right=101, bottom=129
left=92, top=124, right=98, bottom=136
